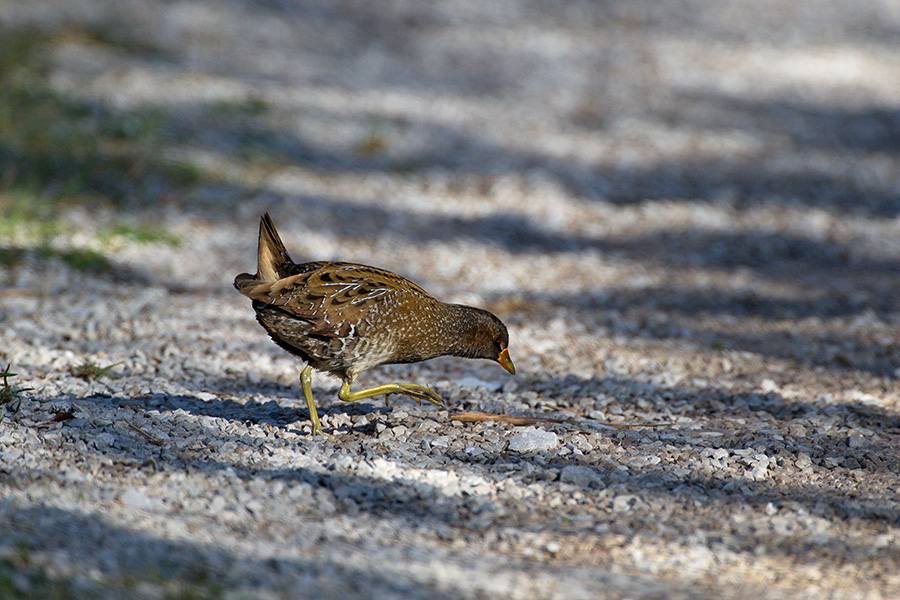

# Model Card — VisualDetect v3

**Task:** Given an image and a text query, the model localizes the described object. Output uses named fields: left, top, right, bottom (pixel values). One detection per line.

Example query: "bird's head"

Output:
left=464, top=307, right=516, bottom=375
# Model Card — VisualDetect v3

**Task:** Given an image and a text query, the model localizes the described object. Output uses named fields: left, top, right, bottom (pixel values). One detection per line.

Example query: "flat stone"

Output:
left=508, top=428, right=558, bottom=453
left=559, top=464, right=605, bottom=488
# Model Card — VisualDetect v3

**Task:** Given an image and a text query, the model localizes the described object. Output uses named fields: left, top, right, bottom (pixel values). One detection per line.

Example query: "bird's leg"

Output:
left=300, top=365, right=332, bottom=438
left=338, top=381, right=444, bottom=407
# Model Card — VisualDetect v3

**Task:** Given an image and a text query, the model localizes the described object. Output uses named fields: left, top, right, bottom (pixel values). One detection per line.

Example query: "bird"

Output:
left=234, top=213, right=515, bottom=436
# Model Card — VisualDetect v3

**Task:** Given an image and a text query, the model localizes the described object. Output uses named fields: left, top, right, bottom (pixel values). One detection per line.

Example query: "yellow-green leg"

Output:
left=299, top=364, right=329, bottom=438
left=337, top=381, right=444, bottom=407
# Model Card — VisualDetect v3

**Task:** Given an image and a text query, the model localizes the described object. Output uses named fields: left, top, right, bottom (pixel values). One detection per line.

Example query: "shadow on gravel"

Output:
left=531, top=372, right=900, bottom=456
left=70, top=394, right=494, bottom=526
left=252, top=191, right=900, bottom=282
left=582, top=91, right=900, bottom=216
left=81, top=390, right=390, bottom=431
left=499, top=371, right=900, bottom=542
left=25, top=383, right=900, bottom=584
left=0, top=503, right=468, bottom=600
left=534, top=451, right=900, bottom=563
left=244, top=191, right=900, bottom=376
left=80, top=95, right=900, bottom=218
left=226, top=190, right=900, bottom=375
left=2, top=499, right=796, bottom=600
left=48, top=2, right=893, bottom=217
left=115, top=88, right=900, bottom=217
left=0, top=243, right=160, bottom=288
left=673, top=92, right=900, bottom=154
left=495, top=287, right=900, bottom=376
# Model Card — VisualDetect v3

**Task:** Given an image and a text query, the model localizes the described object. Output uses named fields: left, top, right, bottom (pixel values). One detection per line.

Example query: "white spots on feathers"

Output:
left=351, top=288, right=389, bottom=304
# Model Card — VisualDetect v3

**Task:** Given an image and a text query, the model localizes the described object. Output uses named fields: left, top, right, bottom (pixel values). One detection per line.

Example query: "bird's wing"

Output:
left=239, top=262, right=430, bottom=337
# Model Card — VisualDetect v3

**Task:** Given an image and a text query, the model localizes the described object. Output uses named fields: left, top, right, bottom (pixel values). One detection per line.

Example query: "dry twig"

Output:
left=451, top=409, right=674, bottom=431
left=450, top=412, right=569, bottom=426
left=126, top=421, right=165, bottom=445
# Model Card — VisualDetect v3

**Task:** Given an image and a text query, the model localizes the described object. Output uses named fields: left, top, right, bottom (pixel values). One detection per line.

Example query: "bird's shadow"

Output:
left=96, top=384, right=406, bottom=436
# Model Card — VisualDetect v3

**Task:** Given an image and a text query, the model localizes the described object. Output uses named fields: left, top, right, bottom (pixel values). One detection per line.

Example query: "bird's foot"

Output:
left=311, top=423, right=337, bottom=442
left=338, top=381, right=445, bottom=408
left=392, top=383, right=445, bottom=407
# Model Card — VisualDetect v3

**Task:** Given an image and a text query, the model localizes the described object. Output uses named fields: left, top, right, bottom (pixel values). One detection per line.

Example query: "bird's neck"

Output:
left=387, top=302, right=489, bottom=364
left=441, top=303, right=488, bottom=359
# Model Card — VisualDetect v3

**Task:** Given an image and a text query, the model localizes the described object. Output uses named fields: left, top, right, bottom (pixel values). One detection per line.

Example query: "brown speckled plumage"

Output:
left=234, top=213, right=515, bottom=435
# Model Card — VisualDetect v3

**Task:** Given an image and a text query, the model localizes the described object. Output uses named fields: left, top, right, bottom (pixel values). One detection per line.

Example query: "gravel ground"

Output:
left=2, top=1, right=900, bottom=598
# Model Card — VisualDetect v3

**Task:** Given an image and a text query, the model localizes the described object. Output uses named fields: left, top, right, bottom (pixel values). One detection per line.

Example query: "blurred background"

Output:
left=3, top=0, right=900, bottom=373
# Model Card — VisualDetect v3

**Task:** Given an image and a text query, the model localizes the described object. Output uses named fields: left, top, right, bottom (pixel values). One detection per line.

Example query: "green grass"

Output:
left=0, top=28, right=206, bottom=215
left=56, top=23, right=172, bottom=60
left=0, top=558, right=80, bottom=600
left=71, top=359, right=122, bottom=381
left=0, top=364, right=32, bottom=407
left=0, top=556, right=227, bottom=600
left=0, top=191, right=67, bottom=240
left=0, top=191, right=112, bottom=273
left=0, top=29, right=50, bottom=82
left=209, top=95, right=268, bottom=117
left=96, top=223, right=181, bottom=247
left=49, top=248, right=113, bottom=273
left=0, top=27, right=207, bottom=275
left=165, top=160, right=204, bottom=187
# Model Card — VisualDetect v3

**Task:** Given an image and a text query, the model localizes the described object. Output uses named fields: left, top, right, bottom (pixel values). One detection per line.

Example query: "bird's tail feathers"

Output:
left=257, top=212, right=293, bottom=282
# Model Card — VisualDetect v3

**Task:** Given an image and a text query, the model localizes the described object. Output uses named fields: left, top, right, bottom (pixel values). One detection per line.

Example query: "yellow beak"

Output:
left=497, top=348, right=516, bottom=375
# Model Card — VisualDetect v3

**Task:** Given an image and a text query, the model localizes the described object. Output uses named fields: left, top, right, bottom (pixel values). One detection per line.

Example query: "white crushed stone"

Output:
left=507, top=428, right=560, bottom=453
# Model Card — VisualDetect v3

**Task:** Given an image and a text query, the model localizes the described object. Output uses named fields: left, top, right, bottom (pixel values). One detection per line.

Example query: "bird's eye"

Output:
left=493, top=333, right=503, bottom=346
